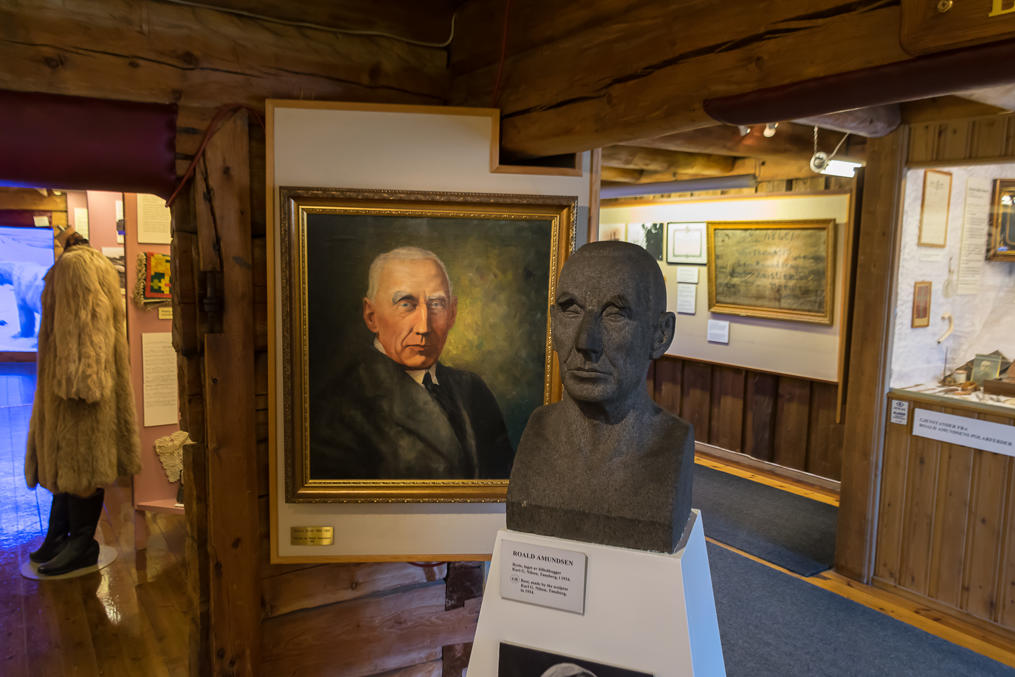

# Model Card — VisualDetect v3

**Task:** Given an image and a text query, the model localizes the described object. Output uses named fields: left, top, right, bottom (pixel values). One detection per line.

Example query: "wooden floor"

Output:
left=2, top=360, right=1013, bottom=675
left=0, top=363, right=190, bottom=677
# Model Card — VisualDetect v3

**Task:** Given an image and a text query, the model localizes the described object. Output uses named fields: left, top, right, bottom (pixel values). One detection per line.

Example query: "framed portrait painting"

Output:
left=279, top=187, right=576, bottom=502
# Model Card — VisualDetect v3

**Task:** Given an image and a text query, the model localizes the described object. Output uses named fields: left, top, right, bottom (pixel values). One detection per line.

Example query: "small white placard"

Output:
left=501, top=540, right=587, bottom=614
left=913, top=408, right=1015, bottom=458
left=101, top=246, right=124, bottom=258
left=889, top=399, right=909, bottom=425
left=158, top=306, right=173, bottom=320
left=707, top=319, right=730, bottom=344
left=73, top=207, right=90, bottom=239
left=676, top=266, right=699, bottom=284
left=676, top=283, right=697, bottom=315
left=33, top=215, right=50, bottom=227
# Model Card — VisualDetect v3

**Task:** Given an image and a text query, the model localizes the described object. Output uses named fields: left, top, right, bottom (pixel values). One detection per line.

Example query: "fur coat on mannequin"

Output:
left=26, top=242, right=142, bottom=496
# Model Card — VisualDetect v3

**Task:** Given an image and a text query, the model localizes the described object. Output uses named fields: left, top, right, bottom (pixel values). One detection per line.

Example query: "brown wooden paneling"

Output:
left=970, top=117, right=1008, bottom=159
left=927, top=444, right=974, bottom=608
left=961, top=416, right=1010, bottom=622
left=807, top=382, right=844, bottom=480
left=938, top=120, right=971, bottom=160
left=680, top=361, right=712, bottom=443
left=1001, top=460, right=1015, bottom=628
left=898, top=425, right=941, bottom=595
left=774, top=377, right=811, bottom=471
left=709, top=366, right=745, bottom=452
left=874, top=405, right=911, bottom=583
left=654, top=358, right=682, bottom=416
left=743, top=372, right=778, bottom=462
left=908, top=123, right=937, bottom=164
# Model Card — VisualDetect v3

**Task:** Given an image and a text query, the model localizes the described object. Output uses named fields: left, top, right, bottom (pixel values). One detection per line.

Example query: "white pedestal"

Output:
left=467, top=510, right=725, bottom=676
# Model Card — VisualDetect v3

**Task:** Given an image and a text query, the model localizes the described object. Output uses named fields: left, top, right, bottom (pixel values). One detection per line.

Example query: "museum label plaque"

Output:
left=501, top=540, right=588, bottom=614
left=290, top=526, right=334, bottom=546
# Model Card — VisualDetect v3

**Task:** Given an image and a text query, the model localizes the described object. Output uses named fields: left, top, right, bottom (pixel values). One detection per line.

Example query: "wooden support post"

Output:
left=835, top=128, right=908, bottom=582
left=194, top=111, right=259, bottom=675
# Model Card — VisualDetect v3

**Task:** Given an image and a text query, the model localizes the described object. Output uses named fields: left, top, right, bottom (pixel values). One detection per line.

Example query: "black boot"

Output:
left=30, top=492, right=70, bottom=563
left=37, top=488, right=105, bottom=576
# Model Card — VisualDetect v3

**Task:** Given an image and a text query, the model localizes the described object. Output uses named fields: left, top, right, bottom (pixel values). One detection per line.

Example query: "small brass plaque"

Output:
left=158, top=306, right=173, bottom=320
left=290, top=526, right=334, bottom=546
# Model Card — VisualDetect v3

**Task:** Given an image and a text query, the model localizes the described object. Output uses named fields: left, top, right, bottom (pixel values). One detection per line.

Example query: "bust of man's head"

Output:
left=551, top=241, right=675, bottom=420
left=362, top=247, right=457, bottom=369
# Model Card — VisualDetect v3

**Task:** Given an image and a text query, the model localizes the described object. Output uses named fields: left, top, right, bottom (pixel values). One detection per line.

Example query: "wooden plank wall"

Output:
left=648, top=356, right=844, bottom=480
left=908, top=112, right=1015, bottom=164
left=874, top=398, right=1015, bottom=634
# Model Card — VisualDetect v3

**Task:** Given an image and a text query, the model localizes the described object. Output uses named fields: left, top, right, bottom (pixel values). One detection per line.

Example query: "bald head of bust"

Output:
left=551, top=240, right=675, bottom=421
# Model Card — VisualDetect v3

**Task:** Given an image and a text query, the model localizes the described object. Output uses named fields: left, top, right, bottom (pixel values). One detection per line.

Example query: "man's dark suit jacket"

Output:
left=310, top=348, right=514, bottom=479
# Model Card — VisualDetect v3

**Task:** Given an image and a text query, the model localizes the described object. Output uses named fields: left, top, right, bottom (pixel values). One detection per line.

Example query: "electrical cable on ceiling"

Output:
left=158, top=0, right=456, bottom=48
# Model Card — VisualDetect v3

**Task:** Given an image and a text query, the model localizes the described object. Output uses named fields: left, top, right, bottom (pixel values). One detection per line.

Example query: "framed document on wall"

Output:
left=918, top=169, right=952, bottom=247
left=707, top=220, right=836, bottom=325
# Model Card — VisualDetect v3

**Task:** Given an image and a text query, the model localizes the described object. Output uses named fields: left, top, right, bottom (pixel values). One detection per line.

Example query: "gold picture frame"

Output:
left=911, top=280, right=932, bottom=328
left=988, top=178, right=1015, bottom=262
left=278, top=187, right=575, bottom=502
left=706, top=220, right=836, bottom=325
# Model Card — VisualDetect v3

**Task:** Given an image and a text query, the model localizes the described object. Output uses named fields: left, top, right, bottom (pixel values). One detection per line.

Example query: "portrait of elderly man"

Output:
left=309, top=246, right=514, bottom=480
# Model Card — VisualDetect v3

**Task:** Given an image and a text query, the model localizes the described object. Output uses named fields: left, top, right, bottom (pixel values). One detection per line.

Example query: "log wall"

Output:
left=648, top=357, right=844, bottom=480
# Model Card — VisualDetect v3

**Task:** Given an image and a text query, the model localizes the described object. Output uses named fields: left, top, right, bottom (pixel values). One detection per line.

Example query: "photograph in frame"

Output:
left=625, top=222, right=664, bottom=261
left=666, top=221, right=708, bottom=265
left=706, top=220, right=836, bottom=325
left=911, top=280, right=931, bottom=328
left=278, top=187, right=575, bottom=502
left=498, top=642, right=653, bottom=677
left=988, top=178, right=1015, bottom=262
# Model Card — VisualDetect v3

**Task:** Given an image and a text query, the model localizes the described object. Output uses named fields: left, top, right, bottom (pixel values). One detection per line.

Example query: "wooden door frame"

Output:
left=835, top=128, right=909, bottom=582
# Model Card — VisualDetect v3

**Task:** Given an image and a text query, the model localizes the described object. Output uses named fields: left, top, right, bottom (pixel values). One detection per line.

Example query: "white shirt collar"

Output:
left=373, top=338, right=438, bottom=386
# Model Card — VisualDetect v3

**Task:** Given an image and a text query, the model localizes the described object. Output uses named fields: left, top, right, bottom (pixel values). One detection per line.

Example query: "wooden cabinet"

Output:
left=875, top=390, right=1015, bottom=631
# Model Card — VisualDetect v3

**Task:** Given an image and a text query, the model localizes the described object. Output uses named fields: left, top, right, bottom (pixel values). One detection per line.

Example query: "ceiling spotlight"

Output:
left=763, top=122, right=779, bottom=138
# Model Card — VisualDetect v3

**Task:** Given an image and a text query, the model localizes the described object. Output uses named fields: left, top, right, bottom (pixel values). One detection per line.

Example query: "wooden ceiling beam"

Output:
left=0, top=0, right=446, bottom=110
left=601, top=166, right=644, bottom=183
left=793, top=104, right=901, bottom=138
left=196, top=0, right=457, bottom=45
left=600, top=146, right=736, bottom=174
left=901, top=95, right=1008, bottom=123
left=452, top=1, right=909, bottom=156
left=629, top=123, right=867, bottom=164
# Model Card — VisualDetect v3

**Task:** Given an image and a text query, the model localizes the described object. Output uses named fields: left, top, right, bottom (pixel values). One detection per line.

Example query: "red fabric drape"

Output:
left=0, top=89, right=177, bottom=198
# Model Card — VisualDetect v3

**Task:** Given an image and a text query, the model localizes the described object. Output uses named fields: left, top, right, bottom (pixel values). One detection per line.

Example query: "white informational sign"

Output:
left=889, top=399, right=909, bottom=425
left=676, top=283, right=697, bottom=315
left=957, top=177, right=990, bottom=295
left=137, top=193, right=172, bottom=244
left=73, top=207, right=90, bottom=239
left=707, top=319, right=730, bottom=344
left=913, top=408, right=1015, bottom=458
left=33, top=215, right=50, bottom=227
left=142, top=332, right=179, bottom=427
left=676, top=266, right=699, bottom=284
left=500, top=540, right=587, bottom=614
left=157, top=306, right=174, bottom=320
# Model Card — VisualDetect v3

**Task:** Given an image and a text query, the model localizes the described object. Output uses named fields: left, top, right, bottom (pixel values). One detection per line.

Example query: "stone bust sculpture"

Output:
left=506, top=241, right=695, bottom=553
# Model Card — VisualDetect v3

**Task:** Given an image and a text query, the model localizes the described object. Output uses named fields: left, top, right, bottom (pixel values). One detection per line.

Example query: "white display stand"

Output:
left=467, top=510, right=725, bottom=676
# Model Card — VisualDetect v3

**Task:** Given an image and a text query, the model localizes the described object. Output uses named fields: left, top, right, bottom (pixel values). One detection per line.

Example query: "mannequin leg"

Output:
left=37, top=488, right=104, bottom=576
left=29, top=492, right=69, bottom=563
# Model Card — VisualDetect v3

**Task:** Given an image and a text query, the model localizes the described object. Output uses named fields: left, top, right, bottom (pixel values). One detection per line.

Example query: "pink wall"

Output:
left=124, top=193, right=179, bottom=509
left=84, top=190, right=122, bottom=252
